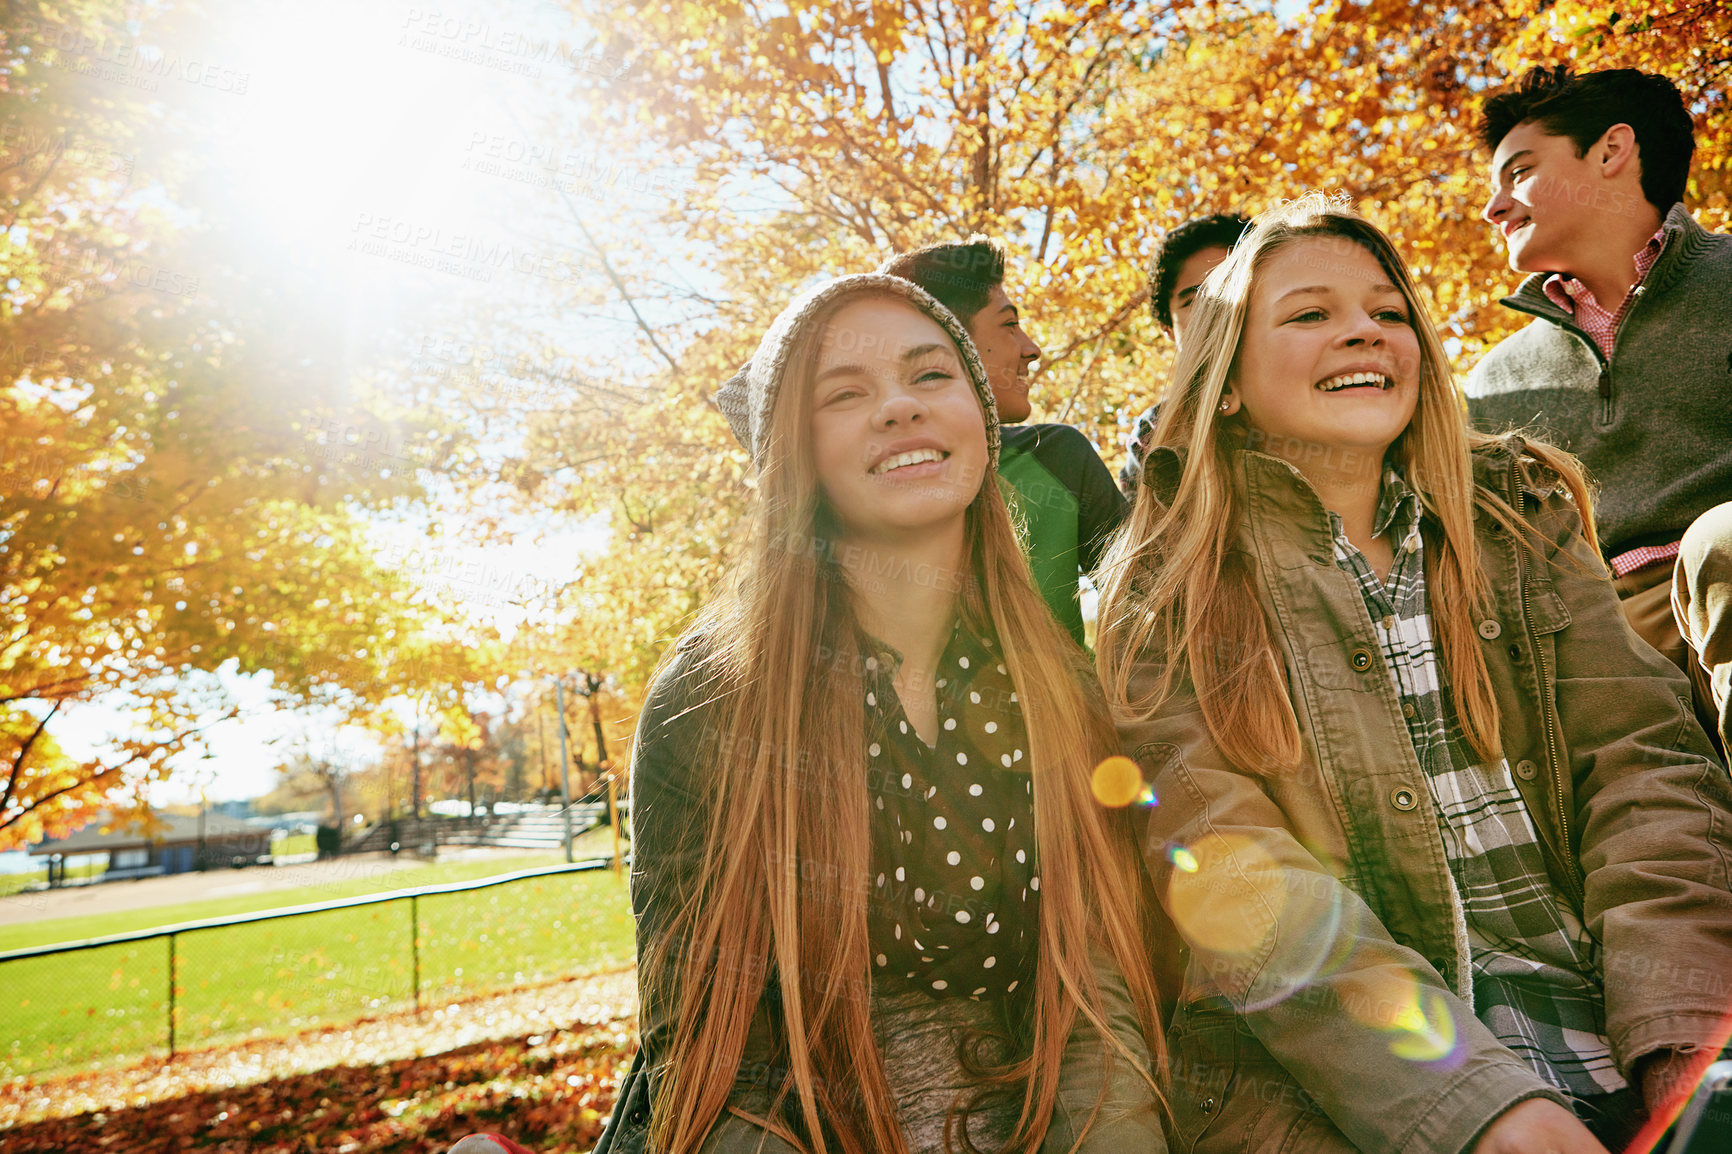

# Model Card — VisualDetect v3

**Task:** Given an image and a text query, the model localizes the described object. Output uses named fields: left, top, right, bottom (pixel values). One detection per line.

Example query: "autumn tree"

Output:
left=270, top=741, right=361, bottom=826
left=504, top=0, right=1728, bottom=714
left=429, top=707, right=513, bottom=815
left=0, top=1, right=471, bottom=848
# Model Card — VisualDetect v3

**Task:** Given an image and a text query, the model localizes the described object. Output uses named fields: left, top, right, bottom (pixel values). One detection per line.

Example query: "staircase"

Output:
left=344, top=802, right=619, bottom=855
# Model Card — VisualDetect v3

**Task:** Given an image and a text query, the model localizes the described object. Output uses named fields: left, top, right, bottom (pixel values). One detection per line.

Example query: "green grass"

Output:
left=269, top=832, right=318, bottom=857
left=0, top=836, right=634, bottom=1078
left=2, top=831, right=621, bottom=952
left=0, top=860, right=105, bottom=898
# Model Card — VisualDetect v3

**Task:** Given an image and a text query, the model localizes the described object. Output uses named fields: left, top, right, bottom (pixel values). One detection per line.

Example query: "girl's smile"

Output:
left=1230, top=236, right=1421, bottom=470
left=810, top=296, right=988, bottom=542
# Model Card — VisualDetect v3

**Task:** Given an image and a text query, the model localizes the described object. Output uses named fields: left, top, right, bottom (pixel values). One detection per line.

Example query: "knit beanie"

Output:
left=715, top=273, right=1000, bottom=472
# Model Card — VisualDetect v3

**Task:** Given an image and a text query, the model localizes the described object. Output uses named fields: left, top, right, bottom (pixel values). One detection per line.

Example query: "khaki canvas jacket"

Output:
left=1121, top=438, right=1732, bottom=1153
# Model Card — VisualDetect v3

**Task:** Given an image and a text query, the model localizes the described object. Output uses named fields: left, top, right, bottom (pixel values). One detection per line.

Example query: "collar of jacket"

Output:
left=1498, top=201, right=1711, bottom=326
left=1141, top=434, right=1559, bottom=526
left=1468, top=433, right=1564, bottom=514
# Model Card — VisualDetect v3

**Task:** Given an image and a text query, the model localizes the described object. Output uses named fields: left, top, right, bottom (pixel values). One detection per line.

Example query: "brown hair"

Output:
left=645, top=286, right=1166, bottom=1153
left=879, top=236, right=1008, bottom=327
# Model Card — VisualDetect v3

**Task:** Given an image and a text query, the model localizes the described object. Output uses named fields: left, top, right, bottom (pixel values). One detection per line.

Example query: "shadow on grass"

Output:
left=1, top=1025, right=636, bottom=1154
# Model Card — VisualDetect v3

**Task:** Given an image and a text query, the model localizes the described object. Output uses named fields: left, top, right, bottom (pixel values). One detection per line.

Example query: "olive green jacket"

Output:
left=1121, top=438, right=1732, bottom=1153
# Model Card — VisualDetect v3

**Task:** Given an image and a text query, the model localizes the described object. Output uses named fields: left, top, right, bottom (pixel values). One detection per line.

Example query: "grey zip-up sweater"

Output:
left=1464, top=202, right=1732, bottom=558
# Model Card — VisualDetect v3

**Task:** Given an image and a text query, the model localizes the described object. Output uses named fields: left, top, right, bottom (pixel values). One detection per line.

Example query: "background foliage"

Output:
left=4, top=0, right=1728, bottom=844
left=524, top=0, right=1731, bottom=709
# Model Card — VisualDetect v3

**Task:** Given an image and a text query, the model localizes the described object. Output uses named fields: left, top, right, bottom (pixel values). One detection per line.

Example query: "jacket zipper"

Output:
left=1596, top=282, right=1658, bottom=425
left=1509, top=457, right=1585, bottom=903
left=1500, top=296, right=1613, bottom=427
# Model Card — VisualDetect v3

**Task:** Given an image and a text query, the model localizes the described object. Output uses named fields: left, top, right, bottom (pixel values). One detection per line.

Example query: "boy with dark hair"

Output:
left=1147, top=212, right=1251, bottom=335
left=1468, top=65, right=1732, bottom=756
left=880, top=238, right=1125, bottom=646
left=1119, top=213, right=1249, bottom=494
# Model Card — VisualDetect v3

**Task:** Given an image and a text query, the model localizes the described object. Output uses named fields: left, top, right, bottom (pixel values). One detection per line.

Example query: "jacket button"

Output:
left=1477, top=619, right=1503, bottom=640
left=1514, top=759, right=1539, bottom=781
left=1350, top=648, right=1374, bottom=671
left=1202, top=1096, right=1217, bottom=1114
left=1402, top=702, right=1416, bottom=719
left=1391, top=787, right=1418, bottom=811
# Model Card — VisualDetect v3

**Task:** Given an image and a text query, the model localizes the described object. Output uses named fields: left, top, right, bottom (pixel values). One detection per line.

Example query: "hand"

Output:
left=1636, top=1048, right=1700, bottom=1119
left=1471, top=1098, right=1608, bottom=1154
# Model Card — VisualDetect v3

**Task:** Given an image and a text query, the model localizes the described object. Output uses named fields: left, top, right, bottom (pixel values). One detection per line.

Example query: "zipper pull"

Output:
left=1598, top=363, right=1612, bottom=399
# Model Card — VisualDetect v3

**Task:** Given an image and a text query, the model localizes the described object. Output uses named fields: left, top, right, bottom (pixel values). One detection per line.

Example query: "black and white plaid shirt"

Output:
left=1326, top=470, right=1625, bottom=1099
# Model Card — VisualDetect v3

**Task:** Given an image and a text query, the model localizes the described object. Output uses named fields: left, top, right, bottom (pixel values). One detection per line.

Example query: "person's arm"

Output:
left=628, top=646, right=724, bottom=1100
left=1121, top=659, right=1566, bottom=1153
left=1520, top=488, right=1732, bottom=1096
left=629, top=649, right=799, bottom=1149
left=1044, top=947, right=1167, bottom=1153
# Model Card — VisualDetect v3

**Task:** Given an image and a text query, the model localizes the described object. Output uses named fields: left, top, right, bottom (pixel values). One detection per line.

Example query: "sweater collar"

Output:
left=1499, top=201, right=1710, bottom=325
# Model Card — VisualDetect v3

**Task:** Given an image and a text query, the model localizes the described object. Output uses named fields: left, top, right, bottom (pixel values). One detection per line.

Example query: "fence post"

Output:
left=411, top=892, right=421, bottom=1013
left=554, top=677, right=575, bottom=863
left=607, top=769, right=621, bottom=876
left=167, top=932, right=178, bottom=1058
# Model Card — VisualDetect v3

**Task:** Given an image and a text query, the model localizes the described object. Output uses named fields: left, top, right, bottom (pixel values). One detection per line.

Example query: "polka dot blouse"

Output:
left=864, top=618, right=1039, bottom=1002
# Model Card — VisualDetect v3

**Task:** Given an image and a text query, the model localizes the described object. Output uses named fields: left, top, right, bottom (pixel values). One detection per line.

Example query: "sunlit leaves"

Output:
left=527, top=0, right=1728, bottom=731
left=1, top=1, right=460, bottom=847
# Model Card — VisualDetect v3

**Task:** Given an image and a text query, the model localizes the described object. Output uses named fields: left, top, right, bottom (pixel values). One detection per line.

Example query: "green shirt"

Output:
left=996, top=424, right=1127, bottom=646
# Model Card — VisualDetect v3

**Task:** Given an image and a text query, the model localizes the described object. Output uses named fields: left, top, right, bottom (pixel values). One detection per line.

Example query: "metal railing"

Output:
left=0, top=857, right=630, bottom=1077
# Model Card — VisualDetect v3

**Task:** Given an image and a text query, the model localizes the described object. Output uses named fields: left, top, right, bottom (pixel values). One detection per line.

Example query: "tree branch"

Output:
left=0, top=699, right=62, bottom=822
left=1034, top=286, right=1149, bottom=377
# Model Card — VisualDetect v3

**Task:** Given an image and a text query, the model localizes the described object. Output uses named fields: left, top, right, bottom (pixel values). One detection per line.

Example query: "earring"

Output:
left=1219, top=398, right=1233, bottom=413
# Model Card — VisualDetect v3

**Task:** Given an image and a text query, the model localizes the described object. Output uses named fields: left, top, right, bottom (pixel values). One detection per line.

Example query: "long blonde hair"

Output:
left=1095, top=194, right=1595, bottom=773
left=645, top=286, right=1166, bottom=1154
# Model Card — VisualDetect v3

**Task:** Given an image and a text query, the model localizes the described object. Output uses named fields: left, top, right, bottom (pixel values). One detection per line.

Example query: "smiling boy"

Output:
left=1466, top=65, right=1732, bottom=755
left=881, top=239, right=1126, bottom=647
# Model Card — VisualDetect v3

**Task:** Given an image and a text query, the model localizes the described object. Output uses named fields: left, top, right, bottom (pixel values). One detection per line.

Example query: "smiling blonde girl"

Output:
left=1096, top=194, right=1732, bottom=1154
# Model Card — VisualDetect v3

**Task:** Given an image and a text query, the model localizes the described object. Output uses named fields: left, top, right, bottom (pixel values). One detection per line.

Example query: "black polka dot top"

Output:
left=863, top=618, right=1039, bottom=1001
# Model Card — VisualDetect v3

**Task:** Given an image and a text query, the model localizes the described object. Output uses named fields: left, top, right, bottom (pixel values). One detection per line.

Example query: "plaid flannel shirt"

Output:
left=1326, top=470, right=1626, bottom=1099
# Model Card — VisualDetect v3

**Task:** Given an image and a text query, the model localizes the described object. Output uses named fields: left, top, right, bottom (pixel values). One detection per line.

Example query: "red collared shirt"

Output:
left=1541, top=230, right=1665, bottom=359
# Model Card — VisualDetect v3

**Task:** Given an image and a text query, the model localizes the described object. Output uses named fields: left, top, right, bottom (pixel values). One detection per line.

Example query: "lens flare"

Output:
left=1090, top=756, right=1144, bottom=807
left=1388, top=987, right=1457, bottom=1063
left=1166, top=832, right=1286, bottom=956
left=1341, top=968, right=1462, bottom=1066
left=1166, top=834, right=1353, bottom=1012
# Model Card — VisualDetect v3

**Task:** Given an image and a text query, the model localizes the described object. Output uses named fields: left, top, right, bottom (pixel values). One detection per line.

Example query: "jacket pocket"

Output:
left=1525, top=581, right=1571, bottom=634
left=1165, top=1002, right=1237, bottom=1154
left=1301, top=640, right=1378, bottom=692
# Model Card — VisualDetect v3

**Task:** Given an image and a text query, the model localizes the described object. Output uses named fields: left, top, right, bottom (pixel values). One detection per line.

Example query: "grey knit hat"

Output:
left=715, top=273, right=1000, bottom=471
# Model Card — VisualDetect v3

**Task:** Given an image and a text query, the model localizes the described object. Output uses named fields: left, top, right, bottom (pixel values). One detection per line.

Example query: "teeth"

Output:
left=1317, top=371, right=1391, bottom=392
left=872, top=448, right=945, bottom=475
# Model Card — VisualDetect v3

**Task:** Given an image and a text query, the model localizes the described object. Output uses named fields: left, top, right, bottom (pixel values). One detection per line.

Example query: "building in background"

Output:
left=28, top=811, right=273, bottom=886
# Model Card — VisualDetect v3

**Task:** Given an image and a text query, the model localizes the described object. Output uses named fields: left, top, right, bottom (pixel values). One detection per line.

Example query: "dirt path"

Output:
left=0, top=848, right=537, bottom=930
